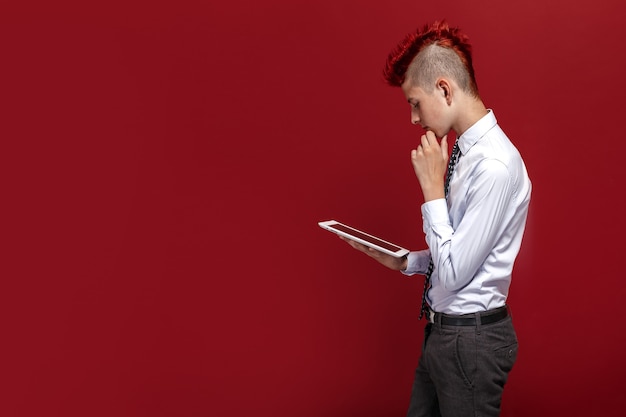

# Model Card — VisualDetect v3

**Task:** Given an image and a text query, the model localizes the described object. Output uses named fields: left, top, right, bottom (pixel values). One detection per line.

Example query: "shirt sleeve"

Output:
left=421, top=158, right=514, bottom=291
left=400, top=249, right=431, bottom=276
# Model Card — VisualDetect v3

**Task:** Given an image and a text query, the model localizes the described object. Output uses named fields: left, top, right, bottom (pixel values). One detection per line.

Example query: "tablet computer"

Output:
left=318, top=220, right=409, bottom=258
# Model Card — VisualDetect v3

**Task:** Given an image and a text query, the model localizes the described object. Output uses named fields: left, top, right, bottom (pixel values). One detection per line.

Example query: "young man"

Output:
left=342, top=21, right=531, bottom=416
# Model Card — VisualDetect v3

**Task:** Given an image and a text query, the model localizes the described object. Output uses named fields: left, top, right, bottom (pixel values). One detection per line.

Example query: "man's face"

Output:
left=401, top=80, right=451, bottom=138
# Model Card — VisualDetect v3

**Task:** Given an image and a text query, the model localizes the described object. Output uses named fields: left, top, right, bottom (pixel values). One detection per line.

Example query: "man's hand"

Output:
left=411, top=131, right=449, bottom=202
left=339, top=236, right=408, bottom=271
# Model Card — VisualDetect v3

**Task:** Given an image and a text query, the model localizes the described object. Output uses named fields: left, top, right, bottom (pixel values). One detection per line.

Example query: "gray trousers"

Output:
left=406, top=312, right=518, bottom=417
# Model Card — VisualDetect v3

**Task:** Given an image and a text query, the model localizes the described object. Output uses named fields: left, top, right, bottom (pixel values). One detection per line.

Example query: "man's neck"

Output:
left=452, top=98, right=488, bottom=137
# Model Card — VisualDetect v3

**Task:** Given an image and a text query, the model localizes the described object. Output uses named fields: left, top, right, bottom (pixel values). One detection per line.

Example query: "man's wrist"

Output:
left=400, top=255, right=408, bottom=271
left=422, top=186, right=445, bottom=202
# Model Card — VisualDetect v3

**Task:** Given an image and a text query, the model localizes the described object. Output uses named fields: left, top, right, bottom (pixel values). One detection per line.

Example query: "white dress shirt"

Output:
left=402, top=110, right=531, bottom=314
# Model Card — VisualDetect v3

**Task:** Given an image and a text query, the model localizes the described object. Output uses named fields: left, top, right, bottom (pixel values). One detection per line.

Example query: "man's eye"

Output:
left=413, top=102, right=419, bottom=109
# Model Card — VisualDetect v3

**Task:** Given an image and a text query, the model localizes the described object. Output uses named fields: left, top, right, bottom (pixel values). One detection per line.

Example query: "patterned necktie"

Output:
left=418, top=140, right=461, bottom=320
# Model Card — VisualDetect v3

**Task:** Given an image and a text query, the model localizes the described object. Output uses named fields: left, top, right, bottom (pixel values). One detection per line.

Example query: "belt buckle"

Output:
left=428, top=308, right=435, bottom=324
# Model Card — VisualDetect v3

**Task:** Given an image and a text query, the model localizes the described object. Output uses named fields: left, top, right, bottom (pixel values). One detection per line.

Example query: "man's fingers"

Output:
left=440, top=134, right=448, bottom=159
left=341, top=236, right=368, bottom=252
left=425, top=130, right=439, bottom=146
left=420, top=131, right=442, bottom=150
left=341, top=236, right=383, bottom=258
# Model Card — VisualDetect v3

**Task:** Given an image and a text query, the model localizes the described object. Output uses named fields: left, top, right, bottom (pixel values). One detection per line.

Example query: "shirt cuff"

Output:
left=401, top=250, right=431, bottom=276
left=421, top=198, right=451, bottom=231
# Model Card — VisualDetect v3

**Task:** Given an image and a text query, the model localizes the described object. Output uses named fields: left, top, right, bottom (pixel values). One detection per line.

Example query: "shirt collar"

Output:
left=457, top=109, right=497, bottom=155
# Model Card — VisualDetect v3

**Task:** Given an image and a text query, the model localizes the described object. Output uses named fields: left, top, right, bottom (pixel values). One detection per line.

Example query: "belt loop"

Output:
left=436, top=311, right=443, bottom=334
left=475, top=311, right=482, bottom=335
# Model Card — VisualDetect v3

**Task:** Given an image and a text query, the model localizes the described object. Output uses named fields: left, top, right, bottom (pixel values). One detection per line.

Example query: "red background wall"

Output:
left=2, top=0, right=625, bottom=416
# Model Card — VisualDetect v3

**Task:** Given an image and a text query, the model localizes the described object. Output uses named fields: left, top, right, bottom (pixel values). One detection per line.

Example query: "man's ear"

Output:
left=436, top=78, right=452, bottom=105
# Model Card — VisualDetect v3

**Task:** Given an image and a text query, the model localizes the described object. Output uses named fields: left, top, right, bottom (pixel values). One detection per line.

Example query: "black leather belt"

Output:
left=429, top=305, right=509, bottom=326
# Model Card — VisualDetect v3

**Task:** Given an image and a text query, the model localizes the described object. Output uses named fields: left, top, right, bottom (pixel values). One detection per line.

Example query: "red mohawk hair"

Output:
left=383, top=21, right=478, bottom=95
